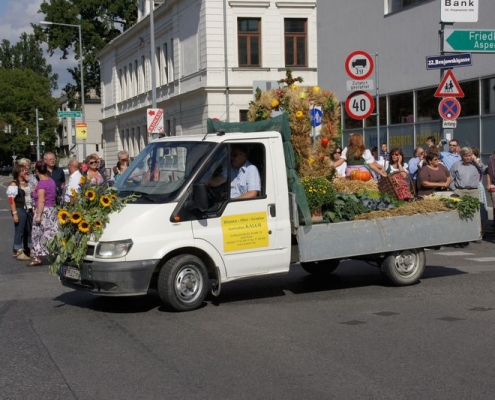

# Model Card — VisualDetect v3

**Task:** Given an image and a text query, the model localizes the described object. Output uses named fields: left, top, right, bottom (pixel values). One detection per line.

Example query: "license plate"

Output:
left=64, top=266, right=81, bottom=280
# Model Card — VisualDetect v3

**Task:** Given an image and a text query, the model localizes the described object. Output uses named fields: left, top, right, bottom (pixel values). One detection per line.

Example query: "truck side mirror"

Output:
left=193, top=183, right=210, bottom=212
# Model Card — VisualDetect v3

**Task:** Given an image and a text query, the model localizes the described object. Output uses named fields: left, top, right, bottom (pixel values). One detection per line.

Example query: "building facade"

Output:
left=317, top=0, right=495, bottom=160
left=99, top=0, right=318, bottom=168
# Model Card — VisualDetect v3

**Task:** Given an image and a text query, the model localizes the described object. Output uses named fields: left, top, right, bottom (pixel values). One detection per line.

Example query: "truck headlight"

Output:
left=95, top=240, right=133, bottom=259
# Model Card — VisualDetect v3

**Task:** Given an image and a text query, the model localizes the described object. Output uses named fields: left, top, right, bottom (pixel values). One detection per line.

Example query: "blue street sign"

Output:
left=310, top=107, right=323, bottom=127
left=426, top=53, right=472, bottom=70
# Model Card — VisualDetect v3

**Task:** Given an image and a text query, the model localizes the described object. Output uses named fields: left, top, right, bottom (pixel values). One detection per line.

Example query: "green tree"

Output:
left=0, top=33, right=59, bottom=91
left=0, top=69, right=59, bottom=163
left=34, top=0, right=137, bottom=104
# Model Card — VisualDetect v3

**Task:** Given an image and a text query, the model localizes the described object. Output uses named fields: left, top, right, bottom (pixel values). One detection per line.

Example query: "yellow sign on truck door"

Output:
left=222, top=212, right=269, bottom=252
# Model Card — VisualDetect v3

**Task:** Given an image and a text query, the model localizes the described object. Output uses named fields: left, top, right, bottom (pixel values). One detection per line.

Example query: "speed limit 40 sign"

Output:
left=345, top=91, right=375, bottom=120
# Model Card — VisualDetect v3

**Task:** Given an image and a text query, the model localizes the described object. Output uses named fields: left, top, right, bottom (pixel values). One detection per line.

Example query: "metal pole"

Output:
left=375, top=53, right=380, bottom=152
left=150, top=0, right=157, bottom=109
left=35, top=108, right=41, bottom=161
left=439, top=21, right=454, bottom=149
left=79, top=24, right=86, bottom=159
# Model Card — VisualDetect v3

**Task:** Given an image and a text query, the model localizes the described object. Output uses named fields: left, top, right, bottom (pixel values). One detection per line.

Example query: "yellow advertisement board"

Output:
left=76, top=122, right=88, bottom=140
left=222, top=212, right=269, bottom=252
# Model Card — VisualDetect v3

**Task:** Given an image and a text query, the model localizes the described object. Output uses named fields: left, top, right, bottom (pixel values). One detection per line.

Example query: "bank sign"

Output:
left=441, top=0, right=478, bottom=23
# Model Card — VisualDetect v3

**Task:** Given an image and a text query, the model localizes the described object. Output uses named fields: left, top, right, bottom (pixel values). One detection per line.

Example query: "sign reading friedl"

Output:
left=444, top=28, right=495, bottom=53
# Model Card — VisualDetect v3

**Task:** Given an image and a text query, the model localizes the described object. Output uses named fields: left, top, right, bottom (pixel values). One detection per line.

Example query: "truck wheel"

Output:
left=157, top=255, right=209, bottom=312
left=300, top=259, right=340, bottom=275
left=380, top=249, right=425, bottom=286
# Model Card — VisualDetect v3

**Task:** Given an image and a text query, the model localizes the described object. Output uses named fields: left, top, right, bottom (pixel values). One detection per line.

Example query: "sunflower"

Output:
left=79, top=176, right=86, bottom=185
left=78, top=220, right=90, bottom=233
left=100, top=195, right=112, bottom=207
left=85, top=189, right=96, bottom=201
left=94, top=220, right=103, bottom=229
left=296, top=110, right=304, bottom=119
left=58, top=210, right=70, bottom=224
left=71, top=188, right=78, bottom=198
left=70, top=212, right=82, bottom=224
left=110, top=194, right=117, bottom=200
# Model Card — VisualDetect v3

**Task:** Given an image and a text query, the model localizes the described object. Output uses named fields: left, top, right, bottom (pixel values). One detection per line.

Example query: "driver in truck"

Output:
left=208, top=144, right=261, bottom=199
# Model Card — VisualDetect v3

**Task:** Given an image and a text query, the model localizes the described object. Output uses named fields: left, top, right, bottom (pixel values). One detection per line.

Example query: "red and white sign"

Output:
left=438, top=97, right=461, bottom=121
left=345, top=51, right=374, bottom=80
left=147, top=108, right=164, bottom=134
left=345, top=91, right=375, bottom=120
left=434, top=70, right=465, bottom=98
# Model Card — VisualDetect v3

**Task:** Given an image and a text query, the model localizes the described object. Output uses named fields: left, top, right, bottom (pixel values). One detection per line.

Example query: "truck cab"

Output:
left=60, top=131, right=292, bottom=311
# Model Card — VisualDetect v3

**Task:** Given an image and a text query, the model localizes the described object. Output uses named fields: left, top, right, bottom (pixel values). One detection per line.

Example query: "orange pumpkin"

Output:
left=350, top=170, right=372, bottom=181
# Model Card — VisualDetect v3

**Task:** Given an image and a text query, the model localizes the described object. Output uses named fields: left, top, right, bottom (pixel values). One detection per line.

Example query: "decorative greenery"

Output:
left=440, top=195, right=481, bottom=219
left=47, top=176, right=138, bottom=275
left=301, top=176, right=336, bottom=212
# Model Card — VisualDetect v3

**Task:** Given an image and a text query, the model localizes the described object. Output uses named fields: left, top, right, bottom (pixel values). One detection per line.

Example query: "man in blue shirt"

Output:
left=209, top=144, right=261, bottom=199
left=440, top=139, right=461, bottom=170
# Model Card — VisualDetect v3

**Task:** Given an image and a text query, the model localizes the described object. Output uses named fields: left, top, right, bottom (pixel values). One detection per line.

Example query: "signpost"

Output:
left=444, top=28, right=495, bottom=53
left=438, top=97, right=461, bottom=121
left=75, top=122, right=88, bottom=139
left=441, top=0, right=479, bottom=23
left=426, top=53, right=472, bottom=70
left=147, top=108, right=164, bottom=136
left=434, top=70, right=465, bottom=98
left=345, top=51, right=374, bottom=80
left=58, top=111, right=82, bottom=118
left=345, top=91, right=375, bottom=120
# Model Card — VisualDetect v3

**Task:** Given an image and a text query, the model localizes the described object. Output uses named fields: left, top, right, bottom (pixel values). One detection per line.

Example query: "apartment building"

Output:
left=98, top=0, right=318, bottom=167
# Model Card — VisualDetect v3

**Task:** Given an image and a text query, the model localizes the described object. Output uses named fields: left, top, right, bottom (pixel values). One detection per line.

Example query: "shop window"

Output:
left=459, top=80, right=479, bottom=117
left=416, top=87, right=437, bottom=122
left=389, top=92, right=413, bottom=124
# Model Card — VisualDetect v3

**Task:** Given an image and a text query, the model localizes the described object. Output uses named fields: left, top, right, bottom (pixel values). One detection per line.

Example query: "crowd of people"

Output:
left=333, top=134, right=492, bottom=242
left=6, top=151, right=127, bottom=267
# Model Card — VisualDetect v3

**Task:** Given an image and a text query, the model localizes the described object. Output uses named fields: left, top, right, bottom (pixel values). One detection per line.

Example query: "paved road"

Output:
left=1, top=177, right=495, bottom=399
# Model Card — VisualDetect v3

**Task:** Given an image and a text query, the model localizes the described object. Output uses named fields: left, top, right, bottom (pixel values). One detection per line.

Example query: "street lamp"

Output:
left=35, top=108, right=44, bottom=160
left=40, top=20, right=86, bottom=158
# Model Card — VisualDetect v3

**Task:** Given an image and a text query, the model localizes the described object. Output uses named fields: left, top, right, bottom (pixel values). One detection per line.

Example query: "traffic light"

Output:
left=95, top=144, right=99, bottom=152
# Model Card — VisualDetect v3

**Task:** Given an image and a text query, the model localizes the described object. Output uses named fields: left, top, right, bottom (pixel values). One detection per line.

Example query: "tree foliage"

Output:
left=34, top=0, right=138, bottom=103
left=0, top=69, right=59, bottom=163
left=0, top=33, right=58, bottom=91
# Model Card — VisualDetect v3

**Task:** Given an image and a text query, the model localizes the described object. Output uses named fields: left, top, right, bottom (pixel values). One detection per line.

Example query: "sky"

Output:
left=0, top=0, right=74, bottom=97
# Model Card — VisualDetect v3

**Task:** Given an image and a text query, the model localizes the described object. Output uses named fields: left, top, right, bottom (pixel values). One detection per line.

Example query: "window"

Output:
left=156, top=47, right=161, bottom=85
left=459, top=80, right=479, bottom=117
left=386, top=0, right=431, bottom=14
left=481, top=77, right=495, bottom=115
left=285, top=18, right=307, bottom=67
left=239, top=110, right=249, bottom=122
left=163, top=42, right=169, bottom=84
left=141, top=55, right=146, bottom=91
left=238, top=18, right=261, bottom=67
left=416, top=87, right=437, bottom=122
left=134, top=60, right=139, bottom=94
left=389, top=92, right=413, bottom=124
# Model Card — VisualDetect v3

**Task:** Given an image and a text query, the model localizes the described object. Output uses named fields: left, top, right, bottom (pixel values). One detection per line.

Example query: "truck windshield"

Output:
left=114, top=141, right=216, bottom=203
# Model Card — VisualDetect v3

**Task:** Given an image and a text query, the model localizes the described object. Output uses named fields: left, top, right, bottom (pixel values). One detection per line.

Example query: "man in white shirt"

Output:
left=64, top=159, right=83, bottom=204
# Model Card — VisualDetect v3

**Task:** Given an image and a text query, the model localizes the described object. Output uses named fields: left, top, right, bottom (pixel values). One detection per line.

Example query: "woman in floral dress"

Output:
left=30, top=161, right=58, bottom=266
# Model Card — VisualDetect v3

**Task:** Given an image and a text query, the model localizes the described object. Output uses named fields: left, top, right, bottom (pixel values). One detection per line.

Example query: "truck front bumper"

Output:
left=59, top=259, right=159, bottom=296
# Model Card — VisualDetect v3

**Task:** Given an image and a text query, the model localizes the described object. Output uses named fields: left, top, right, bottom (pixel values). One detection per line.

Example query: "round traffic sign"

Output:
left=345, top=91, right=375, bottom=120
left=345, top=50, right=374, bottom=80
left=310, top=107, right=323, bottom=127
left=438, top=97, right=461, bottom=121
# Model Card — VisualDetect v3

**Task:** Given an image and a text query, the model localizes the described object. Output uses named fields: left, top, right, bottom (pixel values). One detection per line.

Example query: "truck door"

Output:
left=191, top=141, right=284, bottom=278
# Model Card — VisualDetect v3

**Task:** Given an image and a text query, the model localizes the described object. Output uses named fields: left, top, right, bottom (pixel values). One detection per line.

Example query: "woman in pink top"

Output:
left=30, top=161, right=58, bottom=266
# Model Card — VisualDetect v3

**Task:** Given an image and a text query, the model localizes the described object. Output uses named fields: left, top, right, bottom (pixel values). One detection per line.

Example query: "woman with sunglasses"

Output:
left=84, top=153, right=107, bottom=186
left=7, top=163, right=35, bottom=260
left=331, top=147, right=346, bottom=177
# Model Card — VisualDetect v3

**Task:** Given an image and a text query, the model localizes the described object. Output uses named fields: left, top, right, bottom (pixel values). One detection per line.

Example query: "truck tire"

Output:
left=300, top=259, right=340, bottom=275
left=157, top=255, right=209, bottom=312
left=380, top=249, right=425, bottom=286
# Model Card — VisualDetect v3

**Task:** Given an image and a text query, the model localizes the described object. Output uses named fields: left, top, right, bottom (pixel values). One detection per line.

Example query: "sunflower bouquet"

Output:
left=47, top=176, right=138, bottom=275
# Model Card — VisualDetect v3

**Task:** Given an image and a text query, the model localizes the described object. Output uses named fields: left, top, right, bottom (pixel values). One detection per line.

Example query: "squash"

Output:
left=350, top=170, right=372, bottom=181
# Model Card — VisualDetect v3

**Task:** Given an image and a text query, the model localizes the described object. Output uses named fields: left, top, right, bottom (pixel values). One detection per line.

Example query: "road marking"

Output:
left=436, top=251, right=475, bottom=256
left=465, top=257, right=495, bottom=262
